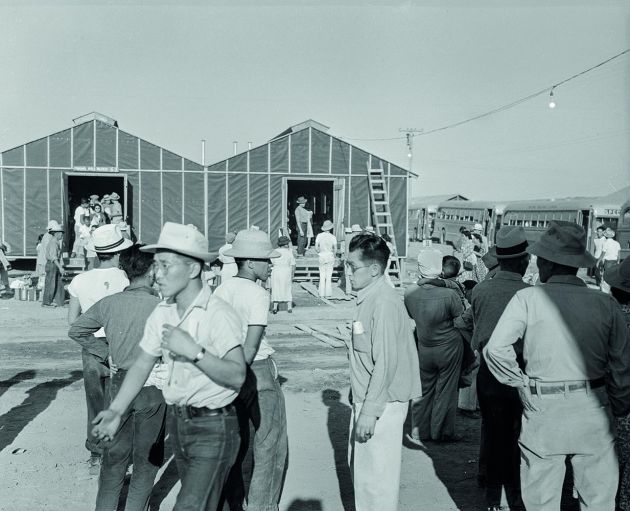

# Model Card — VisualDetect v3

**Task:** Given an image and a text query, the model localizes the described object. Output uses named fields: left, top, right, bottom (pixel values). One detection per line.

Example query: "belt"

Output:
left=172, top=403, right=234, bottom=420
left=529, top=377, right=605, bottom=396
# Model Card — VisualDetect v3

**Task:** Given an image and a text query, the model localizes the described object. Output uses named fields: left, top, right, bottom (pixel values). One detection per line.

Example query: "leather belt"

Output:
left=529, top=377, right=605, bottom=396
left=172, top=403, right=234, bottom=420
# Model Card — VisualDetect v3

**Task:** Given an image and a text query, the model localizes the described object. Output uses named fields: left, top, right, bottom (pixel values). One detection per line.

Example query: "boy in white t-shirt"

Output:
left=214, top=228, right=288, bottom=511
left=67, top=224, right=133, bottom=474
left=600, top=227, right=621, bottom=294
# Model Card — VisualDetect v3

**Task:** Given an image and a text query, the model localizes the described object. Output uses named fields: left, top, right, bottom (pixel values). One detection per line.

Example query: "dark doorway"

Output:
left=287, top=180, right=334, bottom=246
left=65, top=174, right=127, bottom=252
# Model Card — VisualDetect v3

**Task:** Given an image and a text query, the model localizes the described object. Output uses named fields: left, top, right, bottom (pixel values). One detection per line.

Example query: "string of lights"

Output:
left=339, top=48, right=630, bottom=142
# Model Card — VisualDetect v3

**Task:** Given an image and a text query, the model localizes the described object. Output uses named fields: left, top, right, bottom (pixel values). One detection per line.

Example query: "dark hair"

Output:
left=97, top=252, right=115, bottom=262
left=37, top=233, right=44, bottom=243
left=94, top=204, right=102, bottom=212
left=498, top=254, right=529, bottom=275
left=381, top=233, right=391, bottom=243
left=596, top=225, right=606, bottom=231
left=348, top=233, right=389, bottom=271
left=612, top=286, right=630, bottom=305
left=119, top=244, right=154, bottom=279
left=442, top=255, right=461, bottom=278
left=80, top=197, right=88, bottom=204
left=210, top=258, right=223, bottom=269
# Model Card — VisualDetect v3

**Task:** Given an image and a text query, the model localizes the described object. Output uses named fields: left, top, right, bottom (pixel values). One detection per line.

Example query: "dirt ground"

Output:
left=0, top=245, right=584, bottom=511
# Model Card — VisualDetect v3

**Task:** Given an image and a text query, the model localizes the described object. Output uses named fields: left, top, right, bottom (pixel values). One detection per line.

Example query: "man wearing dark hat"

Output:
left=92, top=222, right=246, bottom=510
left=484, top=221, right=630, bottom=510
left=294, top=196, right=309, bottom=256
left=454, top=226, right=531, bottom=510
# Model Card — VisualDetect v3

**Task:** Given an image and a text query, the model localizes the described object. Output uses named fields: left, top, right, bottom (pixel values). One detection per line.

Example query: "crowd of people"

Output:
left=5, top=198, right=630, bottom=511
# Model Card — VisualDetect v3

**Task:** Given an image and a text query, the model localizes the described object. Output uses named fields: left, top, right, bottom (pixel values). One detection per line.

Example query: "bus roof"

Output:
left=437, top=199, right=501, bottom=210
left=504, top=196, right=624, bottom=216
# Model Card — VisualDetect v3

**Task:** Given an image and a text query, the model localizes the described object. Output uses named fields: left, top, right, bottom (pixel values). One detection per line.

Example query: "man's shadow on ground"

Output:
left=322, top=389, right=355, bottom=511
left=0, top=370, right=36, bottom=399
left=0, top=370, right=83, bottom=453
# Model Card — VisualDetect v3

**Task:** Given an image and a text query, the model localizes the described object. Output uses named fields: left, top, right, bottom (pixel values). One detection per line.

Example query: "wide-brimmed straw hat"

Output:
left=417, top=249, right=443, bottom=278
left=321, top=220, right=334, bottom=231
left=488, top=226, right=529, bottom=259
left=47, top=220, right=64, bottom=232
left=224, top=229, right=280, bottom=259
left=527, top=221, right=596, bottom=268
left=109, top=192, right=120, bottom=200
left=87, top=224, right=133, bottom=254
left=101, top=194, right=110, bottom=201
left=604, top=258, right=630, bottom=293
left=141, top=222, right=213, bottom=261
left=89, top=194, right=99, bottom=200
left=296, top=196, right=307, bottom=205
left=473, top=223, right=483, bottom=232
left=351, top=224, right=362, bottom=233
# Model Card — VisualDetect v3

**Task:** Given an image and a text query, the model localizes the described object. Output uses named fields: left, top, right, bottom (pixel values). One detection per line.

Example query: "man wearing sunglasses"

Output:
left=346, top=233, right=422, bottom=511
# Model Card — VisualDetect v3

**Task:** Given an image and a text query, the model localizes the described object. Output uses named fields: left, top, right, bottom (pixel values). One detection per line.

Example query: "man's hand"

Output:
left=161, top=324, right=199, bottom=361
left=355, top=413, right=377, bottom=443
left=517, top=385, right=540, bottom=413
left=92, top=409, right=122, bottom=441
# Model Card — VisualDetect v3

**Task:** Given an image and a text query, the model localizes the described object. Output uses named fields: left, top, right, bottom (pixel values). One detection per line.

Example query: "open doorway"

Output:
left=64, top=173, right=128, bottom=252
left=285, top=179, right=334, bottom=246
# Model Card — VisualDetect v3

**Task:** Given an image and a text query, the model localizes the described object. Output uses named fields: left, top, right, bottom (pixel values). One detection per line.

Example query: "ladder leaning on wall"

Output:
left=366, top=164, right=402, bottom=285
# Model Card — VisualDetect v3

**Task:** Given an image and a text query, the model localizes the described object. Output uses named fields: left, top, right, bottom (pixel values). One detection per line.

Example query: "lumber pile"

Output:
left=294, top=323, right=351, bottom=349
left=299, top=282, right=352, bottom=306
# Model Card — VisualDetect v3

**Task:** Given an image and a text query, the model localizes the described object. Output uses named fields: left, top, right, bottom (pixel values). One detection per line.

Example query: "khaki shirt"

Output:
left=139, top=285, right=243, bottom=408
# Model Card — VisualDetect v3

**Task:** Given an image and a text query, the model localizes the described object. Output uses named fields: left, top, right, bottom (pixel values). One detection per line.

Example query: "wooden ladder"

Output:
left=367, top=165, right=402, bottom=285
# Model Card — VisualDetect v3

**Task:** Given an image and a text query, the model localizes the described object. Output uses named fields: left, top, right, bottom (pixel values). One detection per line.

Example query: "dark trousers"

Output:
left=42, top=261, right=65, bottom=306
left=223, top=358, right=288, bottom=511
left=170, top=404, right=240, bottom=511
left=297, top=222, right=308, bottom=255
left=96, top=373, right=166, bottom=511
left=82, top=348, right=110, bottom=455
left=0, top=262, right=9, bottom=292
left=477, top=371, right=523, bottom=508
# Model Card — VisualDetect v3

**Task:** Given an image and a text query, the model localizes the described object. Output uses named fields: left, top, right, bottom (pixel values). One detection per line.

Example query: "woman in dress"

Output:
left=270, top=235, right=296, bottom=314
left=457, top=229, right=477, bottom=283
left=305, top=209, right=314, bottom=250
left=315, top=220, right=337, bottom=298
left=90, top=203, right=107, bottom=228
left=604, top=259, right=630, bottom=510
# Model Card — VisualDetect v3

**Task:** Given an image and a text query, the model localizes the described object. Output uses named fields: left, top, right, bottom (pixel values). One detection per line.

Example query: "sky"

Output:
left=0, top=0, right=629, bottom=201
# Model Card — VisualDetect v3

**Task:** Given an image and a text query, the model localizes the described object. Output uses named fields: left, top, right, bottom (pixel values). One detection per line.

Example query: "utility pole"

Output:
left=398, top=128, right=423, bottom=175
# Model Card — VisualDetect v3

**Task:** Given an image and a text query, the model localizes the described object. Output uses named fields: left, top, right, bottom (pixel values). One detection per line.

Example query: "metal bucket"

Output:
left=18, top=288, right=28, bottom=301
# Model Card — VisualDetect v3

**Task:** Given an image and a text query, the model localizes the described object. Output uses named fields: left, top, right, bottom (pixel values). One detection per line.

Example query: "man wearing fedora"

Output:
left=68, top=223, right=133, bottom=474
left=92, top=222, right=246, bottom=511
left=485, top=221, right=630, bottom=510
left=294, top=196, right=310, bottom=256
left=214, top=228, right=288, bottom=511
left=315, top=220, right=337, bottom=299
left=42, top=220, right=66, bottom=308
left=109, top=192, right=123, bottom=224
left=455, top=226, right=531, bottom=511
left=346, top=233, right=421, bottom=511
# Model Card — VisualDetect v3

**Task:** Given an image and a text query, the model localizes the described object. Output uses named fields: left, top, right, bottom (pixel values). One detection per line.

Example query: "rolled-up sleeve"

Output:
left=607, top=303, right=630, bottom=416
left=484, top=293, right=529, bottom=387
left=362, top=300, right=399, bottom=417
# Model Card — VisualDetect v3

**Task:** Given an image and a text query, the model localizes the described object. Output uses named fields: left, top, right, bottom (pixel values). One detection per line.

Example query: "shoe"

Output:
left=41, top=303, right=55, bottom=307
left=272, top=309, right=278, bottom=315
left=88, top=454, right=101, bottom=476
left=0, top=294, right=12, bottom=300
left=287, top=309, right=293, bottom=313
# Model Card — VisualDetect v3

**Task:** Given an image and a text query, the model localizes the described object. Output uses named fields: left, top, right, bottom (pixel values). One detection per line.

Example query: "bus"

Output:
left=501, top=197, right=622, bottom=253
left=408, top=198, right=440, bottom=241
left=433, top=200, right=505, bottom=246
left=616, top=199, right=630, bottom=260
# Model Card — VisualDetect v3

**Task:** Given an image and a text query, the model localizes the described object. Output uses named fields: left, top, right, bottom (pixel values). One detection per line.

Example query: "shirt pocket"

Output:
left=352, top=332, right=371, bottom=354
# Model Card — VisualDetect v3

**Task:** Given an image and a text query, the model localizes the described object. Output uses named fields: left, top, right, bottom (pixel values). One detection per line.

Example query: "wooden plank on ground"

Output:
left=294, top=323, right=346, bottom=348
left=309, top=325, right=350, bottom=347
left=299, top=282, right=338, bottom=308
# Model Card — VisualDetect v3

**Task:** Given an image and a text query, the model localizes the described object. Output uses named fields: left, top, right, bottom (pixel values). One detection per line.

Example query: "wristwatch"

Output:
left=192, top=347, right=206, bottom=364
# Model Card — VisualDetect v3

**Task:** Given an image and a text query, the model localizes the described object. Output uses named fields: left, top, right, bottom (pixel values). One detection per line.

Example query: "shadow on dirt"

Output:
left=0, top=370, right=83, bottom=453
left=286, top=499, right=323, bottom=510
left=0, top=369, right=36, bottom=399
left=322, top=389, right=355, bottom=511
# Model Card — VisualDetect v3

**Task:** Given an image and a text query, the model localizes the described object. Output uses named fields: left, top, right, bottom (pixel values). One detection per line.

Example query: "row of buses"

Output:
left=409, top=196, right=630, bottom=260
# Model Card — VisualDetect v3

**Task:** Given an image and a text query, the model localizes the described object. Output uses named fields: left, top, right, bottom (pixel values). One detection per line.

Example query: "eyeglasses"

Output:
left=346, top=263, right=371, bottom=274
left=153, top=260, right=191, bottom=275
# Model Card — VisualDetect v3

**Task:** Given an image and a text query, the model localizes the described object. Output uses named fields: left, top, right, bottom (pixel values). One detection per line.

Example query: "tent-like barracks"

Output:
left=0, top=114, right=411, bottom=258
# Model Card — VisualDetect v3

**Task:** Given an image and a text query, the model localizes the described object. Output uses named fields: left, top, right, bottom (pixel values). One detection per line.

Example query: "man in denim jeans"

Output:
left=215, top=228, right=288, bottom=511
left=69, top=245, right=167, bottom=511
left=92, top=222, right=246, bottom=511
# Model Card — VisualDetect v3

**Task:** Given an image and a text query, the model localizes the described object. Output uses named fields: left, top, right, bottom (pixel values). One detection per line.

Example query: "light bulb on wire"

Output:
left=548, top=88, right=556, bottom=109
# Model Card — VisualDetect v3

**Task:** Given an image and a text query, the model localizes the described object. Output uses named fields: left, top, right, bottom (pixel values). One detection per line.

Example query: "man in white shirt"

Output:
left=72, top=198, right=91, bottom=257
left=315, top=220, right=337, bottom=298
left=215, top=228, right=288, bottom=511
left=67, top=224, right=133, bottom=473
left=599, top=227, right=621, bottom=293
left=92, top=222, right=246, bottom=510
left=591, top=225, right=606, bottom=285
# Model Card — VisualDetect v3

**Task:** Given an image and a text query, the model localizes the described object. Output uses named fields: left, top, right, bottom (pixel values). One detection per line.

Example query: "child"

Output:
left=270, top=235, right=295, bottom=313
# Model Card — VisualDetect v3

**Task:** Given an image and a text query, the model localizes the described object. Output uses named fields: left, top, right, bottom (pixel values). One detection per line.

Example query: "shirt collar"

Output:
left=493, top=270, right=524, bottom=281
left=158, top=283, right=212, bottom=311
left=545, top=274, right=587, bottom=287
left=356, top=276, right=386, bottom=304
left=125, top=282, right=157, bottom=295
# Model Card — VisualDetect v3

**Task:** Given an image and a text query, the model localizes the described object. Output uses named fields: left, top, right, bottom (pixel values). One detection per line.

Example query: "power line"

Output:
left=339, top=48, right=630, bottom=142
